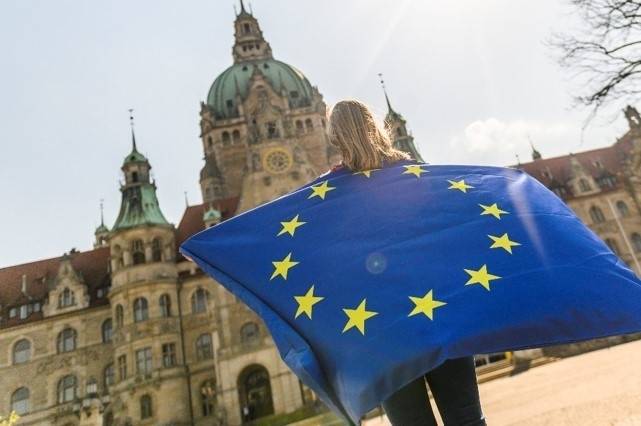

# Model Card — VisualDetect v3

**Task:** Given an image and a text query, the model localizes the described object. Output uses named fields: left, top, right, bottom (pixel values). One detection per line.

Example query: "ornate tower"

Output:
left=378, top=74, right=424, bottom=162
left=198, top=2, right=340, bottom=211
left=106, top=118, right=190, bottom=425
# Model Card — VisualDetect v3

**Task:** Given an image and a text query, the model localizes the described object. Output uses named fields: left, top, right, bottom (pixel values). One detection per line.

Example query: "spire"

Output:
left=129, top=108, right=137, bottom=152
left=378, top=73, right=395, bottom=114
left=239, top=0, right=248, bottom=15
left=99, top=199, right=105, bottom=227
left=528, top=136, right=542, bottom=160
left=232, top=3, right=273, bottom=63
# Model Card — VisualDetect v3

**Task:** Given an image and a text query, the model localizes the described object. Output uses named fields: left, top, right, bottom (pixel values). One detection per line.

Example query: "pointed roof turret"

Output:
left=529, top=136, right=542, bottom=160
left=112, top=115, right=170, bottom=232
left=232, top=2, right=273, bottom=63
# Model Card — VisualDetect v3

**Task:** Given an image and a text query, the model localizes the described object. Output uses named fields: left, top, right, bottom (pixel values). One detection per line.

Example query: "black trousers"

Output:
left=382, top=357, right=486, bottom=426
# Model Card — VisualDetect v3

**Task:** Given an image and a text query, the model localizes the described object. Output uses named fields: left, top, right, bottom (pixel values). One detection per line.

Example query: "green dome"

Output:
left=206, top=59, right=314, bottom=119
left=94, top=223, right=109, bottom=235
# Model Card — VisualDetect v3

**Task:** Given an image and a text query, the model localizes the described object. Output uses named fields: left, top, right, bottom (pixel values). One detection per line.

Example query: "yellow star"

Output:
left=488, top=233, right=521, bottom=254
left=408, top=290, right=447, bottom=320
left=464, top=264, right=501, bottom=291
left=342, top=299, right=378, bottom=335
left=479, top=203, right=509, bottom=219
left=270, top=252, right=299, bottom=281
left=353, top=169, right=380, bottom=178
left=294, top=285, right=325, bottom=319
left=308, top=180, right=336, bottom=200
left=448, top=179, right=474, bottom=193
left=402, top=164, right=428, bottom=178
left=277, top=214, right=306, bottom=237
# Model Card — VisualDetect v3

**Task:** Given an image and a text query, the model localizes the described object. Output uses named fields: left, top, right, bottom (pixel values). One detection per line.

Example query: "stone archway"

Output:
left=237, top=364, right=274, bottom=423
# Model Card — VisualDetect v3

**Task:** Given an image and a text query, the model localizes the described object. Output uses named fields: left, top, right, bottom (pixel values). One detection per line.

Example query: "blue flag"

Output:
left=180, top=160, right=641, bottom=422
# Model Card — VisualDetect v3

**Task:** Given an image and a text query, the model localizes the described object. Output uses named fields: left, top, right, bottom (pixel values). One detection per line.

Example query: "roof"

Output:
left=516, top=132, right=636, bottom=196
left=206, top=59, right=314, bottom=119
left=176, top=198, right=240, bottom=248
left=112, top=184, right=170, bottom=231
left=0, top=247, right=111, bottom=328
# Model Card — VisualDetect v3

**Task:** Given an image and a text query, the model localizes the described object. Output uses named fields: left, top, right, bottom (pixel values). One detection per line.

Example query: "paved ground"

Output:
left=364, top=339, right=641, bottom=425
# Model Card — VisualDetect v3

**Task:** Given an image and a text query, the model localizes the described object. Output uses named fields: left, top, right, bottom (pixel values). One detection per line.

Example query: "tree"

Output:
left=553, top=0, right=641, bottom=116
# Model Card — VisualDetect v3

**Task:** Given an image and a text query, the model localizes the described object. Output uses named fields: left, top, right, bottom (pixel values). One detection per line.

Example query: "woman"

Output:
left=327, top=100, right=487, bottom=426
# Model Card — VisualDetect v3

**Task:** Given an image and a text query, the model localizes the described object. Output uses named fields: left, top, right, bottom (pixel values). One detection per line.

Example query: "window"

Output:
left=266, top=122, right=278, bottom=139
left=589, top=206, right=606, bottom=224
left=222, top=131, right=231, bottom=146
left=295, top=120, right=303, bottom=133
left=11, top=387, right=29, bottom=415
left=140, top=394, right=153, bottom=419
left=616, top=200, right=630, bottom=218
left=162, top=343, right=176, bottom=368
left=132, top=239, right=145, bottom=265
left=192, top=289, right=209, bottom=314
left=115, top=304, right=124, bottom=328
left=240, top=322, right=260, bottom=346
left=102, top=319, right=113, bottom=343
left=136, top=347, right=153, bottom=375
left=579, top=178, right=592, bottom=192
left=59, top=288, right=75, bottom=308
left=104, top=364, right=115, bottom=390
left=397, top=127, right=403, bottom=136
left=151, top=238, right=162, bottom=262
left=232, top=130, right=241, bottom=143
left=118, top=355, right=127, bottom=381
left=159, top=294, right=171, bottom=318
left=243, top=23, right=250, bottom=34
left=9, top=307, right=17, bottom=318
left=104, top=412, right=114, bottom=426
left=632, top=233, right=641, bottom=252
left=605, top=238, right=621, bottom=256
left=201, top=380, right=216, bottom=417
left=57, top=375, right=76, bottom=403
left=290, top=90, right=299, bottom=98
left=13, top=339, right=31, bottom=364
left=131, top=171, right=139, bottom=183
left=133, top=298, right=149, bottom=322
left=207, top=136, right=213, bottom=148
left=196, top=334, right=213, bottom=360
left=57, top=328, right=76, bottom=353
left=304, top=118, right=313, bottom=132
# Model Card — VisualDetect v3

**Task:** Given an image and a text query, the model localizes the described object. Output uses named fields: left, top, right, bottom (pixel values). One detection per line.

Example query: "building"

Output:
left=0, top=3, right=422, bottom=425
left=517, top=106, right=641, bottom=276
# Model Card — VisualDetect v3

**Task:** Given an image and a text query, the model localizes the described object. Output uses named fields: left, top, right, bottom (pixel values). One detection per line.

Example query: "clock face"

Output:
left=263, top=148, right=293, bottom=174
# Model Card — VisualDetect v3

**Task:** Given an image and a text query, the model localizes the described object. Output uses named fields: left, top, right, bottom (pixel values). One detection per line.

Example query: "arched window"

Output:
left=159, top=294, right=171, bottom=318
left=632, top=233, right=641, bottom=252
left=115, top=304, right=124, bottom=328
left=133, top=298, right=149, bottom=323
left=207, top=136, right=213, bottom=148
left=131, top=171, right=139, bottom=183
left=201, top=380, right=216, bottom=417
left=295, top=120, right=303, bottom=133
left=240, top=322, right=260, bottom=346
left=11, top=387, right=29, bottom=415
left=104, top=412, right=114, bottom=426
left=57, top=375, right=77, bottom=403
left=59, top=288, right=75, bottom=308
left=243, top=23, right=251, bottom=34
left=605, top=238, right=621, bottom=256
left=196, top=333, right=213, bottom=360
left=397, top=127, right=404, bottom=136
left=102, top=319, right=113, bottom=343
left=579, top=178, right=592, bottom=192
left=132, top=240, right=145, bottom=265
left=151, top=238, right=162, bottom=262
left=222, top=131, right=231, bottom=146
left=589, top=206, right=606, bottom=224
left=617, top=200, right=630, bottom=217
left=305, top=118, right=313, bottom=132
left=232, top=130, right=241, bottom=143
left=57, top=328, right=77, bottom=353
left=140, top=394, right=153, bottom=419
left=104, top=363, right=115, bottom=390
left=191, top=288, right=209, bottom=314
left=13, top=339, right=31, bottom=364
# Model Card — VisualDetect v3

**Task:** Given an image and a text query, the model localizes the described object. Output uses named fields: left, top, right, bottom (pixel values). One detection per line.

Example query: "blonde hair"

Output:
left=328, top=99, right=410, bottom=171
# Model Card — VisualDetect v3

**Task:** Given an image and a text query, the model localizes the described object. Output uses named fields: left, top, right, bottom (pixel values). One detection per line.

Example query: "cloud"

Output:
left=447, top=118, right=579, bottom=166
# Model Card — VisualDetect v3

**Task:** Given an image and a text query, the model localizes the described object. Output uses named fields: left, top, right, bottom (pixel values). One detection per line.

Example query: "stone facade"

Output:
left=0, top=3, right=422, bottom=426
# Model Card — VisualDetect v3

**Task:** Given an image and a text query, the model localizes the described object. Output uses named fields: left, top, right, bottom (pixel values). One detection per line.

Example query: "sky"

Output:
left=0, top=0, right=631, bottom=268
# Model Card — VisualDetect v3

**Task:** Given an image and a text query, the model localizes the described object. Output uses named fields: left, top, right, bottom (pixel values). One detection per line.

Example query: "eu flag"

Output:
left=180, top=160, right=641, bottom=422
